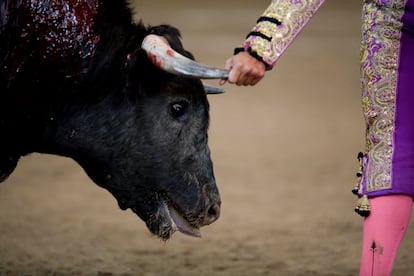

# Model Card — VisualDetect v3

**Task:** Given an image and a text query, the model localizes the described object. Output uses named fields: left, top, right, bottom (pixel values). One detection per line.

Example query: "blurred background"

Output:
left=1, top=1, right=413, bottom=275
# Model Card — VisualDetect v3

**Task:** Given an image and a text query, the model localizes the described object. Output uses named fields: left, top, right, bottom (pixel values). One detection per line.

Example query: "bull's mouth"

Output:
left=133, top=196, right=202, bottom=240
left=164, top=201, right=202, bottom=238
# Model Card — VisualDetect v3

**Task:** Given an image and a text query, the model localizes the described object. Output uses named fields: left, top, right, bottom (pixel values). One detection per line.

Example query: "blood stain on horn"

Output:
left=166, top=49, right=174, bottom=57
left=148, top=53, right=162, bottom=68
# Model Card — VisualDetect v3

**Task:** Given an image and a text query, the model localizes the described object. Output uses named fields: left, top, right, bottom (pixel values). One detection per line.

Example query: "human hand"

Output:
left=219, top=51, right=266, bottom=86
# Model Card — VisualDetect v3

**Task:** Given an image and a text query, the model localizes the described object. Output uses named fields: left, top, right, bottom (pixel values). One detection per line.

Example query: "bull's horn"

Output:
left=142, top=34, right=229, bottom=79
left=203, top=84, right=225, bottom=94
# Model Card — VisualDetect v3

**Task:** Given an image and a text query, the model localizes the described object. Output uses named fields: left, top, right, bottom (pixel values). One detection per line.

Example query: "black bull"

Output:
left=0, top=0, right=229, bottom=240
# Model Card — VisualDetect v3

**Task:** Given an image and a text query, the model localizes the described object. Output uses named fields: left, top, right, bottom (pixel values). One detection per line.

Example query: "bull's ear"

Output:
left=148, top=25, right=188, bottom=55
left=203, top=84, right=225, bottom=94
left=124, top=49, right=170, bottom=97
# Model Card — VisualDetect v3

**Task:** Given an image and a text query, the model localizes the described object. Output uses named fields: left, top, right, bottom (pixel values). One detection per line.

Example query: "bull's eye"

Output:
left=170, top=102, right=188, bottom=119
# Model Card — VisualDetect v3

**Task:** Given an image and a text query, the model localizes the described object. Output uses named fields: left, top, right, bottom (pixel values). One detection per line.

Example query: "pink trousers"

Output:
left=360, top=195, right=413, bottom=276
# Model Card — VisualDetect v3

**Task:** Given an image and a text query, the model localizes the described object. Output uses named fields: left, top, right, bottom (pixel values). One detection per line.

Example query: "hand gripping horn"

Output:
left=141, top=34, right=229, bottom=94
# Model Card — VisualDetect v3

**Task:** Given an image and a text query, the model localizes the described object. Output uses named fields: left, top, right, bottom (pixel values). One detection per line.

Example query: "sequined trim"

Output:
left=242, top=0, right=325, bottom=68
left=360, top=0, right=407, bottom=193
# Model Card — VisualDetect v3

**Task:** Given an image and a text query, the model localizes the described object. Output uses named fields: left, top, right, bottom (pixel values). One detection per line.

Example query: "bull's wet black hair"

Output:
left=0, top=0, right=196, bottom=98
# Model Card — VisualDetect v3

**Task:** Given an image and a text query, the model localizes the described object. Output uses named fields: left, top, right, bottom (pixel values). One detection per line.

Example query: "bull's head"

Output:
left=137, top=31, right=228, bottom=240
left=64, top=26, right=228, bottom=240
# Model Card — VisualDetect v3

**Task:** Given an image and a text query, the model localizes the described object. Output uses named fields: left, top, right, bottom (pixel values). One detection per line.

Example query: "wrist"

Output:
left=233, top=47, right=271, bottom=70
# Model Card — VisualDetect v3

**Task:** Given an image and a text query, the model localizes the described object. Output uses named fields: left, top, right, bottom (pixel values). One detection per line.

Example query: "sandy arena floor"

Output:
left=1, top=1, right=414, bottom=275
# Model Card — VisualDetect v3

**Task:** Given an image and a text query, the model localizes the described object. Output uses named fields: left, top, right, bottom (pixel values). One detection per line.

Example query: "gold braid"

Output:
left=239, top=0, right=325, bottom=69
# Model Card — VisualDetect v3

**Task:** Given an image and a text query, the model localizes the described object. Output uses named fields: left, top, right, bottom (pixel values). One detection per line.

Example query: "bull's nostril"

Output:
left=204, top=203, right=220, bottom=225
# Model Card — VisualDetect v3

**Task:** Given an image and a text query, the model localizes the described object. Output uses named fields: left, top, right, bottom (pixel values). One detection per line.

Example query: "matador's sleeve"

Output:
left=236, top=0, right=325, bottom=69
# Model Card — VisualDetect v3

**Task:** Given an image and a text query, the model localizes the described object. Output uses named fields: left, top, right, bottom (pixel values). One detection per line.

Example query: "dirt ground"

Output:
left=1, top=1, right=414, bottom=275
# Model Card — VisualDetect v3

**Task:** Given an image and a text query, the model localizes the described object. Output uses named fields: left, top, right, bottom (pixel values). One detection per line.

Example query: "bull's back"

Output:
left=0, top=0, right=100, bottom=86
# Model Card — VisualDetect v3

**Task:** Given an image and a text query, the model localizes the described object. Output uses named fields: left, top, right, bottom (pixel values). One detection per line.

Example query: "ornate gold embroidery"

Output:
left=360, top=0, right=406, bottom=193
left=242, top=0, right=325, bottom=67
left=254, top=21, right=279, bottom=39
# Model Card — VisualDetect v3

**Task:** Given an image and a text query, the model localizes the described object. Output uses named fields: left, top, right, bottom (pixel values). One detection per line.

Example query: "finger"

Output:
left=224, top=58, right=234, bottom=71
left=244, top=66, right=266, bottom=86
left=228, top=67, right=242, bottom=84
left=235, top=73, right=245, bottom=86
left=243, top=76, right=256, bottom=86
left=249, top=77, right=261, bottom=86
left=242, top=75, right=257, bottom=86
left=219, top=58, right=235, bottom=85
left=238, top=67, right=254, bottom=86
left=219, top=79, right=227, bottom=86
left=247, top=71, right=264, bottom=86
